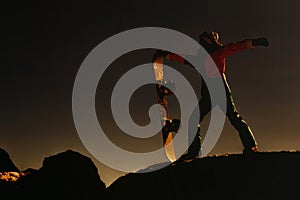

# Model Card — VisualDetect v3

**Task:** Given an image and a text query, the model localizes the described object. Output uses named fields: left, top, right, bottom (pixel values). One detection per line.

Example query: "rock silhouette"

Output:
left=1, top=148, right=300, bottom=200
left=37, top=150, right=106, bottom=199
left=0, top=148, right=19, bottom=172
left=1, top=149, right=106, bottom=199
left=108, top=151, right=300, bottom=200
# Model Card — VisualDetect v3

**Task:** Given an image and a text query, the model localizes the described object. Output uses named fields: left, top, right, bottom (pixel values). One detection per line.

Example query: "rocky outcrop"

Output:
left=36, top=150, right=106, bottom=199
left=107, top=151, right=300, bottom=200
left=0, top=149, right=106, bottom=200
left=0, top=148, right=19, bottom=172
left=1, top=148, right=300, bottom=200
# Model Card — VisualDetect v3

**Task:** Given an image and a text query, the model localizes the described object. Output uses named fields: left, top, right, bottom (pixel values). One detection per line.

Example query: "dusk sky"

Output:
left=2, top=1, right=300, bottom=186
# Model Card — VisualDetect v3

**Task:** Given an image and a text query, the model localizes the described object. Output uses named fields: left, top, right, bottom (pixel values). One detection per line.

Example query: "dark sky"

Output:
left=2, top=1, right=300, bottom=186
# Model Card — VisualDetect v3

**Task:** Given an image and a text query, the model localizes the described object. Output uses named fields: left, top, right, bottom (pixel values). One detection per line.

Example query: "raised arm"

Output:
left=217, top=37, right=269, bottom=58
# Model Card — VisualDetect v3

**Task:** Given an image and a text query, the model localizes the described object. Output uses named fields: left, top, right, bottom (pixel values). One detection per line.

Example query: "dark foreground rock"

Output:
left=1, top=149, right=300, bottom=200
left=0, top=148, right=19, bottom=172
left=0, top=150, right=106, bottom=199
left=107, top=151, right=300, bottom=200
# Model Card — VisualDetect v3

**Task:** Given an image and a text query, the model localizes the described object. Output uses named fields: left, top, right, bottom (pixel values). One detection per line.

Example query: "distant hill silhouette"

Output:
left=0, top=148, right=300, bottom=200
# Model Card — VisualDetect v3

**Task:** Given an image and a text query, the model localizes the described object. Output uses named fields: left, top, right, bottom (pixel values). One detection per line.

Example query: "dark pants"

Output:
left=187, top=77, right=257, bottom=158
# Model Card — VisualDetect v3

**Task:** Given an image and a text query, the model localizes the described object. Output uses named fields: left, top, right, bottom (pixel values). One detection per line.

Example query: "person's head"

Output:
left=198, top=31, right=222, bottom=53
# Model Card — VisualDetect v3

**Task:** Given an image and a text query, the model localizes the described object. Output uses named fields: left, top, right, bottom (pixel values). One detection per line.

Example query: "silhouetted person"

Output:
left=156, top=32, right=269, bottom=160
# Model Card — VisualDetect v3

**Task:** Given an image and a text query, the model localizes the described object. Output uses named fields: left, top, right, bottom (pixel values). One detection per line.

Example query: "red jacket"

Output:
left=166, top=39, right=254, bottom=78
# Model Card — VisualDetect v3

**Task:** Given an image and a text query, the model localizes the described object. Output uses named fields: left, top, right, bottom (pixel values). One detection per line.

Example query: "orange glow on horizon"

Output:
left=0, top=172, right=27, bottom=182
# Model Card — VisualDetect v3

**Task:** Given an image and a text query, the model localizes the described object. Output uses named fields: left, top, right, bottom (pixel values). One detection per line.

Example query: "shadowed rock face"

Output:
left=1, top=148, right=300, bottom=200
left=0, top=148, right=19, bottom=172
left=0, top=149, right=106, bottom=200
left=107, top=151, right=300, bottom=200
left=37, top=150, right=106, bottom=199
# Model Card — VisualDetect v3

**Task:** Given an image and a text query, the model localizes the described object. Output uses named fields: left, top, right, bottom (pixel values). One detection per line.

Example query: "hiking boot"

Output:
left=243, top=145, right=259, bottom=154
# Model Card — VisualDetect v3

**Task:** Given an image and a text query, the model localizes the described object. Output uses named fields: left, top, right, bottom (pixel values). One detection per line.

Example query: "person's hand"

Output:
left=252, top=37, right=269, bottom=47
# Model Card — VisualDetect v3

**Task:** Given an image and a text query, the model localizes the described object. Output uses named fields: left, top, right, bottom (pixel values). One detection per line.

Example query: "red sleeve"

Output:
left=217, top=39, right=254, bottom=58
left=166, top=53, right=186, bottom=63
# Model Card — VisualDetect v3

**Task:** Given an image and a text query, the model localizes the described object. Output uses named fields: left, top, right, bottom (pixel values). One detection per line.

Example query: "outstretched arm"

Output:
left=217, top=37, right=269, bottom=58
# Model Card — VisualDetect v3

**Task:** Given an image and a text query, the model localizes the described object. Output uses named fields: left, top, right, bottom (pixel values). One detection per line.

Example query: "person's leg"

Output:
left=223, top=78, right=258, bottom=151
left=183, top=82, right=212, bottom=159
left=185, top=109, right=202, bottom=159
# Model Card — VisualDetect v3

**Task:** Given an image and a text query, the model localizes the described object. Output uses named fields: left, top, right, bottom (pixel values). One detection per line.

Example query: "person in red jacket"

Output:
left=156, top=32, right=269, bottom=160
